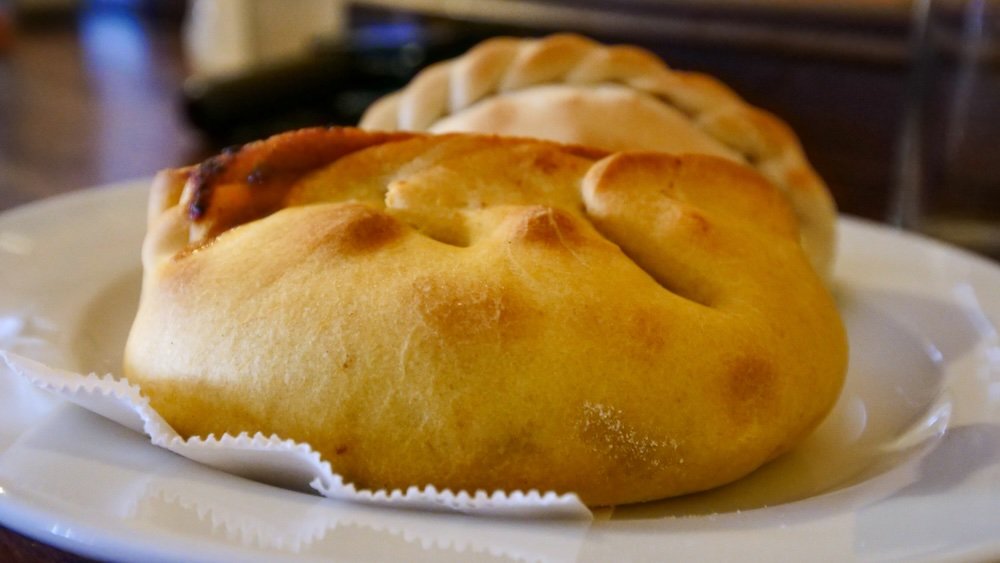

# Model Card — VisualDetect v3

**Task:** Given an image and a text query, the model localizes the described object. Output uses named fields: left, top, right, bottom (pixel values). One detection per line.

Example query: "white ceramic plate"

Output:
left=1, top=181, right=999, bottom=562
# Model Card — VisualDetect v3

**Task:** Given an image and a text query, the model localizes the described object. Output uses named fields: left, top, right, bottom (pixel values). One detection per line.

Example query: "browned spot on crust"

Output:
left=335, top=445, right=350, bottom=455
left=680, top=208, right=712, bottom=236
left=531, top=150, right=566, bottom=175
left=510, top=206, right=586, bottom=248
left=188, top=154, right=232, bottom=220
left=185, top=127, right=419, bottom=236
left=318, top=204, right=405, bottom=255
left=341, top=354, right=354, bottom=370
left=724, top=354, right=777, bottom=421
left=412, top=277, right=528, bottom=341
left=624, top=308, right=668, bottom=362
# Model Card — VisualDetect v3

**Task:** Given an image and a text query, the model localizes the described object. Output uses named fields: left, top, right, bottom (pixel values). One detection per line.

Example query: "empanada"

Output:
left=125, top=127, right=847, bottom=506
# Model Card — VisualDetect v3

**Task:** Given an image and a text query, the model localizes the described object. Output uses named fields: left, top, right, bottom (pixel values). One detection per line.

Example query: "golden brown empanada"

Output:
left=126, top=127, right=847, bottom=506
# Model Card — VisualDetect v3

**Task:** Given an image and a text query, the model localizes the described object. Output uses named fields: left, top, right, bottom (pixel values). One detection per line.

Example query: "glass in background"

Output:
left=892, top=0, right=1000, bottom=260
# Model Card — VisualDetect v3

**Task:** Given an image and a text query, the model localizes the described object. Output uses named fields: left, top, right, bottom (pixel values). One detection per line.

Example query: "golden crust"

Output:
left=360, top=33, right=837, bottom=280
left=126, top=127, right=847, bottom=506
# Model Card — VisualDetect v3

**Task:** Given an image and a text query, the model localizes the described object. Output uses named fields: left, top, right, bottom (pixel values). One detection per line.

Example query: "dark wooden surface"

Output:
left=0, top=2, right=988, bottom=561
left=0, top=527, right=91, bottom=563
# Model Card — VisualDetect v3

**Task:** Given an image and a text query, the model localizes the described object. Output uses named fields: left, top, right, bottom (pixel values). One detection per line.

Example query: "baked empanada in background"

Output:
left=361, top=34, right=837, bottom=280
left=125, top=127, right=847, bottom=506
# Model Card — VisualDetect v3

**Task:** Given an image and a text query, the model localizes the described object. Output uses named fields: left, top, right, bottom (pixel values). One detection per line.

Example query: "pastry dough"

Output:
left=361, top=34, right=837, bottom=279
left=126, top=127, right=847, bottom=506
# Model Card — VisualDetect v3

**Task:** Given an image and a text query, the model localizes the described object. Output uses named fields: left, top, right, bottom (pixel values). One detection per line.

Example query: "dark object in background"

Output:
left=889, top=0, right=1000, bottom=259
left=183, top=19, right=537, bottom=146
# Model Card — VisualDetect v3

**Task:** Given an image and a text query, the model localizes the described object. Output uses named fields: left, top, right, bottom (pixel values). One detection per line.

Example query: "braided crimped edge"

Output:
left=360, top=34, right=837, bottom=279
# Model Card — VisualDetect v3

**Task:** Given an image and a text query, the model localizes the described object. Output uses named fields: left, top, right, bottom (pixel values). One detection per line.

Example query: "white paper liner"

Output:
left=0, top=351, right=591, bottom=518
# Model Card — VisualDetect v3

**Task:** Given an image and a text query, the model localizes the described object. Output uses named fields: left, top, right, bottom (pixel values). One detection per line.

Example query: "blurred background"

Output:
left=0, top=0, right=997, bottom=252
